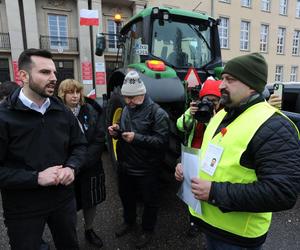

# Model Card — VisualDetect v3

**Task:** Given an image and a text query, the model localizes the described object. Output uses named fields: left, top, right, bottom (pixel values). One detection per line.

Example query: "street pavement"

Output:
left=0, top=151, right=299, bottom=249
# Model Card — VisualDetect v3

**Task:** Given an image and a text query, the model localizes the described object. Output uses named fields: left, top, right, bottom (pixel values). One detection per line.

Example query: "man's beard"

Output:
left=220, top=90, right=232, bottom=107
left=28, top=76, right=55, bottom=98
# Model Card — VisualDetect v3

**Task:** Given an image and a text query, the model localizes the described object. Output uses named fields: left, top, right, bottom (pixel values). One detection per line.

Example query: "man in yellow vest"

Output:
left=175, top=53, right=300, bottom=250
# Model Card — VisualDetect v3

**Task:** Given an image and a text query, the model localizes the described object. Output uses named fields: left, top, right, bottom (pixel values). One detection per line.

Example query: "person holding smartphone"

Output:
left=108, top=70, right=169, bottom=249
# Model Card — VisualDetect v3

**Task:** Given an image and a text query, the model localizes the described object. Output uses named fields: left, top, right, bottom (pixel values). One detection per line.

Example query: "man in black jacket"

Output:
left=175, top=53, right=300, bottom=250
left=108, top=70, right=169, bottom=249
left=0, top=49, right=87, bottom=250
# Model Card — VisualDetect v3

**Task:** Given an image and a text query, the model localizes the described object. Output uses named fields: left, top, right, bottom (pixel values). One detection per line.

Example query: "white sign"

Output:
left=135, top=44, right=148, bottom=55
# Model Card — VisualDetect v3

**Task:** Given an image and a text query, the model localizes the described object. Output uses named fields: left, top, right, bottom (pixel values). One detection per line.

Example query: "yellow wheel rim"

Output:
left=112, top=107, right=123, bottom=160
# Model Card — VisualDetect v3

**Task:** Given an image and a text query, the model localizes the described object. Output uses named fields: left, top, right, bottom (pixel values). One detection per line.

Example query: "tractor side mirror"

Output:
left=95, top=33, right=106, bottom=56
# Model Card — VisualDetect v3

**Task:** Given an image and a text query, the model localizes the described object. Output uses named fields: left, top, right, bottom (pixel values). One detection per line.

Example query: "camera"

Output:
left=194, top=100, right=214, bottom=123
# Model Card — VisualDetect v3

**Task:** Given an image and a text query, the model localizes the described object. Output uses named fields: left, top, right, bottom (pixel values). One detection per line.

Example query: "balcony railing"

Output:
left=40, top=35, right=78, bottom=53
left=0, top=33, right=11, bottom=50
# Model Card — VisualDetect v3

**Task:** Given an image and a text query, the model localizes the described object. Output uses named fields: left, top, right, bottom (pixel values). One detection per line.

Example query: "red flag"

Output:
left=80, top=9, right=99, bottom=26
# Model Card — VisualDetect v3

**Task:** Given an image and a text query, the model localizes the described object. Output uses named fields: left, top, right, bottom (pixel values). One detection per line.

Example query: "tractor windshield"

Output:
left=151, top=19, right=212, bottom=68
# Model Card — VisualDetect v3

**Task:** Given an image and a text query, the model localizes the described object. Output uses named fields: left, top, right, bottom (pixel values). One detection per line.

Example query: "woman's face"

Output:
left=65, top=88, right=81, bottom=108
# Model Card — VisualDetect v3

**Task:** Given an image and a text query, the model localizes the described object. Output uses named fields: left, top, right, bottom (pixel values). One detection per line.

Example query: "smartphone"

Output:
left=273, top=83, right=284, bottom=109
left=273, top=83, right=284, bottom=99
left=114, top=128, right=124, bottom=137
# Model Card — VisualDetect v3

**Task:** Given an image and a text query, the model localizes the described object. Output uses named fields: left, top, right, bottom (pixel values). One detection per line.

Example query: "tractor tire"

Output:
left=106, top=87, right=124, bottom=170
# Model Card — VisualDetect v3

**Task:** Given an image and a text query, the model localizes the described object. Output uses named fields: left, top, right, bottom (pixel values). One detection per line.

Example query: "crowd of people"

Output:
left=0, top=48, right=299, bottom=250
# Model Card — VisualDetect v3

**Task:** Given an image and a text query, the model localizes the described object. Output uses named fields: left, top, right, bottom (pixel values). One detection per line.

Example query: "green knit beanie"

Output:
left=222, top=53, right=268, bottom=93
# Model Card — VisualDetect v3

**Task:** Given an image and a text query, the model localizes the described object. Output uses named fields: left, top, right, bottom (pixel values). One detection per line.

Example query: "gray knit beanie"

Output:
left=222, top=53, right=268, bottom=93
left=121, top=71, right=146, bottom=96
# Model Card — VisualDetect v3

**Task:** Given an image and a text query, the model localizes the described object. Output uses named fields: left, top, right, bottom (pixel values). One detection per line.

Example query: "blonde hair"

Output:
left=58, top=79, right=85, bottom=105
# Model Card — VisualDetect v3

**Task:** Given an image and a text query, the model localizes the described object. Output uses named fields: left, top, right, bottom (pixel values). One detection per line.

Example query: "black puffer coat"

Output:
left=116, top=95, right=169, bottom=176
left=75, top=98, right=106, bottom=209
left=0, top=88, right=87, bottom=219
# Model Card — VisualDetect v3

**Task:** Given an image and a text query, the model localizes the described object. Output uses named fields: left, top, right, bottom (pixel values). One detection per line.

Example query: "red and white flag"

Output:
left=80, top=9, right=99, bottom=26
left=87, top=89, right=96, bottom=99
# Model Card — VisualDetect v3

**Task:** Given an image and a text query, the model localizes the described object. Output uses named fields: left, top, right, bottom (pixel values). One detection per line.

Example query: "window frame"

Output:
left=296, top=0, right=300, bottom=18
left=240, top=20, right=250, bottom=51
left=279, top=0, right=288, bottom=16
left=276, top=27, right=286, bottom=54
left=275, top=65, right=284, bottom=82
left=290, top=66, right=298, bottom=82
left=260, top=24, right=269, bottom=53
left=261, top=0, right=271, bottom=12
left=107, top=19, right=123, bottom=51
left=219, top=17, right=229, bottom=49
left=47, top=14, right=69, bottom=49
left=241, top=0, right=251, bottom=8
left=292, top=30, right=300, bottom=56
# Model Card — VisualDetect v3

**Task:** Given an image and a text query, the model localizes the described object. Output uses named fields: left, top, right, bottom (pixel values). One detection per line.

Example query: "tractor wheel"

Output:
left=106, top=87, right=124, bottom=169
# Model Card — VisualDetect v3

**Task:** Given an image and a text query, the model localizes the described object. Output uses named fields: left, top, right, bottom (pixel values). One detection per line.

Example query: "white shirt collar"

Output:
left=19, top=88, right=51, bottom=114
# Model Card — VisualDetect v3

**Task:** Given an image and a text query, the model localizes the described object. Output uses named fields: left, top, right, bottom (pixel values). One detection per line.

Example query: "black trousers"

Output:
left=118, top=171, right=159, bottom=231
left=4, top=198, right=79, bottom=250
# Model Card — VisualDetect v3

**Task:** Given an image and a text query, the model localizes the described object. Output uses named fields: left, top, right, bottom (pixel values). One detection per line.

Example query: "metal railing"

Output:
left=40, top=35, right=78, bottom=52
left=0, top=33, right=10, bottom=50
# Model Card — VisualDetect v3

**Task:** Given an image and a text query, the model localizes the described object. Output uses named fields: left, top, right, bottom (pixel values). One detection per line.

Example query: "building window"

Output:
left=279, top=0, right=288, bottom=15
left=107, top=19, right=122, bottom=49
left=240, top=21, right=250, bottom=51
left=292, top=30, right=300, bottom=56
left=261, top=0, right=271, bottom=11
left=219, top=17, right=229, bottom=49
left=241, top=0, right=251, bottom=7
left=260, top=24, right=269, bottom=53
left=48, top=14, right=68, bottom=49
left=290, top=66, right=298, bottom=81
left=296, top=0, right=300, bottom=18
left=276, top=27, right=286, bottom=54
left=275, top=65, right=284, bottom=82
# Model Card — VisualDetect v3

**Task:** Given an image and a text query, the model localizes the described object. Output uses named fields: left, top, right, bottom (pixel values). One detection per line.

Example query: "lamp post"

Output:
left=88, top=0, right=96, bottom=89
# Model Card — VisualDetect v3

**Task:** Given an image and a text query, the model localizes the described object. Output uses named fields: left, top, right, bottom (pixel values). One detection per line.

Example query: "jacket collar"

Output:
left=6, top=88, right=65, bottom=112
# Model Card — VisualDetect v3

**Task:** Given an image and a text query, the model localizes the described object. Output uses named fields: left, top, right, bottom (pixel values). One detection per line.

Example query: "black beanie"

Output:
left=222, top=53, right=268, bottom=93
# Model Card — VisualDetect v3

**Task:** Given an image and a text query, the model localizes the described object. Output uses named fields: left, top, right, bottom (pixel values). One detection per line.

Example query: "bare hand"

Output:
left=189, top=101, right=199, bottom=116
left=57, top=167, right=75, bottom=185
left=122, top=132, right=135, bottom=143
left=191, top=178, right=212, bottom=201
left=108, top=124, right=119, bottom=137
left=175, top=163, right=184, bottom=181
left=268, top=94, right=282, bottom=109
left=38, top=165, right=62, bottom=186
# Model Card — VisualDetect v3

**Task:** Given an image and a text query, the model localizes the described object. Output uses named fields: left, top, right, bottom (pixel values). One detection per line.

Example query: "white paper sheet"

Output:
left=177, top=145, right=202, bottom=215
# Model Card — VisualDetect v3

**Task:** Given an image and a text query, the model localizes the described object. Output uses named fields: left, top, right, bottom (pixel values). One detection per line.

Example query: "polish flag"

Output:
left=87, top=89, right=96, bottom=99
left=80, top=9, right=99, bottom=26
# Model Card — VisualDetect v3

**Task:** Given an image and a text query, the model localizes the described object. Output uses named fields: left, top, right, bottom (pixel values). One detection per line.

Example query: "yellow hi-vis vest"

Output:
left=189, top=101, right=283, bottom=238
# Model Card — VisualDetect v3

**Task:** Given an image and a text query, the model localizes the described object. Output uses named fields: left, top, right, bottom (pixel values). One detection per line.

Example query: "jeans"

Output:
left=205, top=234, right=263, bottom=250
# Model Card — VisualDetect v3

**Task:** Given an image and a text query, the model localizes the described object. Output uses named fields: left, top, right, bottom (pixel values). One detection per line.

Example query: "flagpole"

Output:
left=88, top=0, right=96, bottom=90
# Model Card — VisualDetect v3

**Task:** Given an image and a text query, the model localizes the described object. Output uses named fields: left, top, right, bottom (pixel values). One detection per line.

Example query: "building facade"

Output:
left=1, top=0, right=299, bottom=97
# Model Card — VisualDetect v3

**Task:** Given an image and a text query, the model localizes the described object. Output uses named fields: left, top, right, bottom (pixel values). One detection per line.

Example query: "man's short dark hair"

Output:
left=18, top=48, right=53, bottom=72
left=0, top=81, right=20, bottom=100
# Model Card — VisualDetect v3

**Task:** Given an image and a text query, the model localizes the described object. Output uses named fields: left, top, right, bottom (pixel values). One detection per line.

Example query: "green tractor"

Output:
left=97, top=7, right=222, bottom=170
